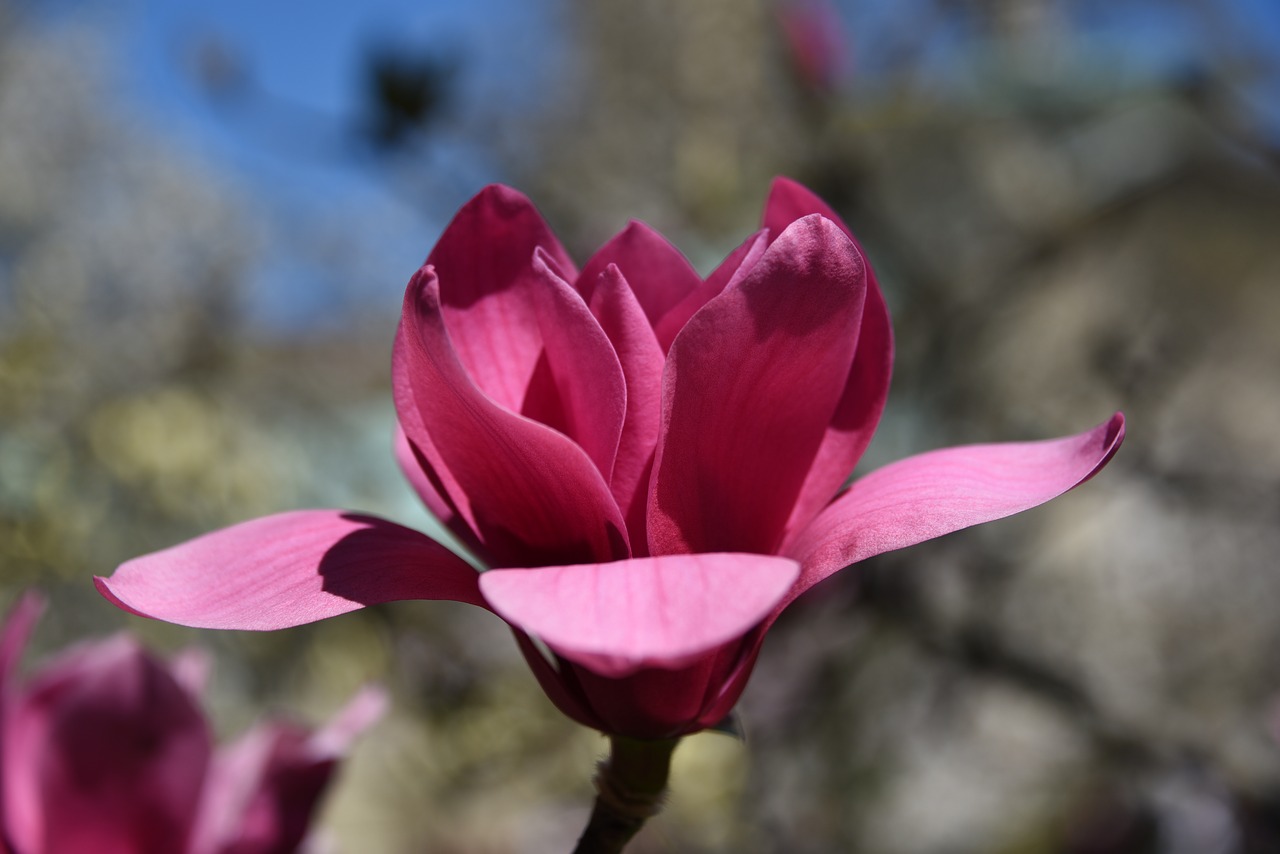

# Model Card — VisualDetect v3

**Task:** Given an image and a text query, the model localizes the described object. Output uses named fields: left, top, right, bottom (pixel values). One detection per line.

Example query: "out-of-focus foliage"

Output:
left=3, top=0, right=1280, bottom=851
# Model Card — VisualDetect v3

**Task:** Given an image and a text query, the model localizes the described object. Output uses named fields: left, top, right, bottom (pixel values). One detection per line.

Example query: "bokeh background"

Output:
left=3, top=0, right=1280, bottom=850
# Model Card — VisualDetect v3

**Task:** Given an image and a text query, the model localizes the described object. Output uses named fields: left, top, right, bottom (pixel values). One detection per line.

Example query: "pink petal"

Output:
left=425, top=184, right=577, bottom=412
left=190, top=686, right=385, bottom=854
left=782, top=413, right=1127, bottom=609
left=479, top=553, right=800, bottom=678
left=523, top=249, right=626, bottom=482
left=394, top=269, right=629, bottom=567
left=577, top=221, right=701, bottom=324
left=509, top=631, right=607, bottom=732
left=392, top=425, right=485, bottom=557
left=587, top=264, right=666, bottom=552
left=563, top=634, right=763, bottom=739
left=762, top=178, right=896, bottom=548
left=648, top=215, right=868, bottom=556
left=3, top=637, right=211, bottom=854
left=652, top=229, right=770, bottom=353
left=95, top=510, right=485, bottom=631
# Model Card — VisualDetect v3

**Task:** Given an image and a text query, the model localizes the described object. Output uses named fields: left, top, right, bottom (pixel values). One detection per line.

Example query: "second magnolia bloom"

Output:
left=99, top=179, right=1124, bottom=738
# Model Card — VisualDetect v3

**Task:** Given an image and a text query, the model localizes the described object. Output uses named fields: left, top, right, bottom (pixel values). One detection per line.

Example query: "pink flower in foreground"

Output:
left=98, top=179, right=1124, bottom=740
left=0, top=593, right=384, bottom=854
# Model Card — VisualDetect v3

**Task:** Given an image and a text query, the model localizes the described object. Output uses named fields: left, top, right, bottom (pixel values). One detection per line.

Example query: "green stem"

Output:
left=572, top=735, right=680, bottom=854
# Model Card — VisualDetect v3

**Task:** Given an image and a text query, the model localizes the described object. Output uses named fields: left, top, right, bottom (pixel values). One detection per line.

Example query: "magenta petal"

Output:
left=762, top=178, right=896, bottom=547
left=394, top=270, right=629, bottom=567
left=648, top=215, right=867, bottom=556
left=3, top=637, right=211, bottom=854
left=652, top=229, right=769, bottom=353
left=588, top=264, right=666, bottom=551
left=190, top=686, right=386, bottom=854
left=525, top=250, right=626, bottom=482
left=783, top=413, right=1127, bottom=609
left=480, top=553, right=800, bottom=678
left=392, top=425, right=485, bottom=557
left=95, top=510, right=485, bottom=631
left=577, top=221, right=701, bottom=324
left=426, top=184, right=577, bottom=412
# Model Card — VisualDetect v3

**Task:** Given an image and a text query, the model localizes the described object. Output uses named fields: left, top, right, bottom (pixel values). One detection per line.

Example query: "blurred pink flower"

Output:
left=777, top=0, right=851, bottom=92
left=98, top=179, right=1124, bottom=739
left=0, top=593, right=384, bottom=854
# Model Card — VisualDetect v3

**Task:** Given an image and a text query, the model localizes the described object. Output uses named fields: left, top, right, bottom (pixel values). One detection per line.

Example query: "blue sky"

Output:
left=43, top=0, right=1280, bottom=331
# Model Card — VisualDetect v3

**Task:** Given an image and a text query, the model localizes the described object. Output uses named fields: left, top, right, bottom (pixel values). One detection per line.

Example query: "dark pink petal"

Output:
left=652, top=229, right=770, bottom=353
left=3, top=637, right=211, bottom=854
left=509, top=632, right=607, bottom=732
left=190, top=686, right=386, bottom=854
left=762, top=178, right=896, bottom=548
left=566, top=651, right=738, bottom=739
left=782, top=413, right=1127, bottom=609
left=95, top=510, right=485, bottom=631
left=588, top=265, right=666, bottom=552
left=524, top=250, right=626, bottom=482
left=425, top=184, right=577, bottom=412
left=577, top=221, right=701, bottom=324
left=648, top=215, right=868, bottom=556
left=392, top=426, right=486, bottom=557
left=394, top=269, right=629, bottom=567
left=480, top=553, right=799, bottom=678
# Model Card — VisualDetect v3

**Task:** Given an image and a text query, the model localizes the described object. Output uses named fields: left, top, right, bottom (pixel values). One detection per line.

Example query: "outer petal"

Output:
left=588, top=264, right=666, bottom=552
left=3, top=637, right=211, bottom=854
left=652, top=229, right=770, bottom=353
left=577, top=220, right=701, bottom=324
left=95, top=510, right=485, bottom=630
left=764, top=177, right=895, bottom=548
left=648, top=215, right=867, bottom=556
left=480, top=553, right=799, bottom=678
left=394, top=269, right=629, bottom=567
left=426, top=184, right=577, bottom=412
left=392, top=425, right=485, bottom=557
left=781, top=413, right=1127, bottom=609
left=190, top=686, right=386, bottom=854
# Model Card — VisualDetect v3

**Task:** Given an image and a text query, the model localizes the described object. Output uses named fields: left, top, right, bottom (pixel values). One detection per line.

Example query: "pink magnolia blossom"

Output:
left=97, top=179, right=1124, bottom=739
left=0, top=593, right=384, bottom=854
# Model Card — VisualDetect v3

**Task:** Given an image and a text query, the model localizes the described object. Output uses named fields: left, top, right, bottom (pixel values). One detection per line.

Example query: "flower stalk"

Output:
left=573, top=736, right=680, bottom=854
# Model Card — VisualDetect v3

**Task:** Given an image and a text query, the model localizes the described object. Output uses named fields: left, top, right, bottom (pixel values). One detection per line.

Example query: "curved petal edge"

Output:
left=96, top=510, right=486, bottom=630
left=480, top=554, right=800, bottom=678
left=783, top=412, right=1126, bottom=609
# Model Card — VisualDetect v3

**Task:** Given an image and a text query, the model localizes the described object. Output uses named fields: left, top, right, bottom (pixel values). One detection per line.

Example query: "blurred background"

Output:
left=2, top=0, right=1280, bottom=850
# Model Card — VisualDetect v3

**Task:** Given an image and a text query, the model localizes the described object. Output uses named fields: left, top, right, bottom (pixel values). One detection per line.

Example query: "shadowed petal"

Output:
left=648, top=215, right=867, bottom=556
left=426, top=184, right=577, bottom=412
left=578, top=220, right=702, bottom=324
left=763, top=177, right=896, bottom=548
left=392, top=425, right=486, bottom=557
left=480, top=553, right=799, bottom=678
left=782, top=413, right=1127, bottom=610
left=588, top=264, right=666, bottom=551
left=95, top=510, right=485, bottom=630
left=526, top=249, right=626, bottom=482
left=3, top=637, right=211, bottom=854
left=395, top=269, right=629, bottom=567
left=652, top=229, right=769, bottom=353
left=190, top=686, right=386, bottom=854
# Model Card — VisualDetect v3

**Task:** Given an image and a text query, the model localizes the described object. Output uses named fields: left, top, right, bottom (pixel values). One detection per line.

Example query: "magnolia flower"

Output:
left=98, top=179, right=1123, bottom=740
left=0, top=593, right=384, bottom=854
